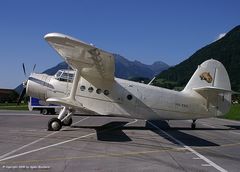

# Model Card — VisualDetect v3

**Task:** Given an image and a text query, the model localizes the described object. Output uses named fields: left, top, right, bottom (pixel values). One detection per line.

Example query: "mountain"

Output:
left=43, top=54, right=169, bottom=79
left=154, top=25, right=240, bottom=91
left=43, top=61, right=69, bottom=75
left=114, top=54, right=169, bottom=79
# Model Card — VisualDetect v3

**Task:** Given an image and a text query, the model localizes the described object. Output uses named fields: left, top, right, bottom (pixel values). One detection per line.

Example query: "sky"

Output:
left=0, top=0, right=240, bottom=89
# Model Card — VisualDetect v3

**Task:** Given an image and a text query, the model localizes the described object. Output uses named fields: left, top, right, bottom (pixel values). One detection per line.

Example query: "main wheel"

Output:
left=48, top=118, right=62, bottom=131
left=62, top=117, right=73, bottom=126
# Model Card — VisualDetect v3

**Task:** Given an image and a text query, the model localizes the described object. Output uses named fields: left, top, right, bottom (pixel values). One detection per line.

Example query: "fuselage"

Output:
left=26, top=72, right=219, bottom=120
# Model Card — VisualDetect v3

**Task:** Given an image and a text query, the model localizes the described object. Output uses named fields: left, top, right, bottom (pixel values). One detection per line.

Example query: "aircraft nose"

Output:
left=26, top=73, right=53, bottom=100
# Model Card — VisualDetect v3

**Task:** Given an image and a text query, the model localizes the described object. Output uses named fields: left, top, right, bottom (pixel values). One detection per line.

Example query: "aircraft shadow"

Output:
left=72, top=121, right=132, bottom=142
left=224, top=125, right=240, bottom=130
left=146, top=120, right=219, bottom=147
left=72, top=120, right=221, bottom=146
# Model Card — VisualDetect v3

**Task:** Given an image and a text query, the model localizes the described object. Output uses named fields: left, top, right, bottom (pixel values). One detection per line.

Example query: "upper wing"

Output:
left=44, top=33, right=115, bottom=80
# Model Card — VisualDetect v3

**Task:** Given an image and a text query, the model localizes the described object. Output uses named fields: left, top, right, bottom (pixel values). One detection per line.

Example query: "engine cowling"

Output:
left=26, top=73, right=54, bottom=100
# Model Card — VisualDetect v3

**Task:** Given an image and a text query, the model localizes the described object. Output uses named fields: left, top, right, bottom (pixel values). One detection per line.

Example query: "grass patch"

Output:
left=0, top=103, right=28, bottom=110
left=221, top=104, right=240, bottom=120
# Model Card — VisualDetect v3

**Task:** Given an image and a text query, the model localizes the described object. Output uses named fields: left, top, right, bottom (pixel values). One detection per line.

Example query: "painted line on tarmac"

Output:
left=215, top=118, right=240, bottom=124
left=1, top=147, right=187, bottom=165
left=202, top=164, right=212, bottom=167
left=199, top=122, right=217, bottom=128
left=125, top=119, right=138, bottom=126
left=0, top=133, right=95, bottom=162
left=229, top=131, right=240, bottom=135
left=0, top=117, right=89, bottom=160
left=198, top=120, right=240, bottom=136
left=0, top=114, right=43, bottom=116
left=147, top=121, right=228, bottom=172
left=0, top=119, right=138, bottom=163
left=193, top=157, right=201, bottom=160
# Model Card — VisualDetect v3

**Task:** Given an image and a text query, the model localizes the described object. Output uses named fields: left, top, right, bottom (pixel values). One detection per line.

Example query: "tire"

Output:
left=191, top=119, right=196, bottom=129
left=191, top=123, right=196, bottom=129
left=62, top=117, right=73, bottom=126
left=42, top=108, right=48, bottom=115
left=48, top=118, right=62, bottom=131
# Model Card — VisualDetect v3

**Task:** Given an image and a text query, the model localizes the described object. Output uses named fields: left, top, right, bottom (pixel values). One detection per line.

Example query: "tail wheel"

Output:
left=191, top=120, right=196, bottom=129
left=62, top=117, right=73, bottom=126
left=48, top=118, right=62, bottom=131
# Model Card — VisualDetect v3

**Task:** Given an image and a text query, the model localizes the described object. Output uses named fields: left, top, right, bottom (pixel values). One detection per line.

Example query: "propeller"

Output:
left=22, top=63, right=26, bottom=77
left=32, top=64, right=36, bottom=72
left=17, top=86, right=26, bottom=105
left=17, top=63, right=37, bottom=105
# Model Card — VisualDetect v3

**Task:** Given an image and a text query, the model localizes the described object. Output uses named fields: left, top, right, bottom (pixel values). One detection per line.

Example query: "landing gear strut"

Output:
left=62, top=117, right=73, bottom=126
left=48, top=107, right=74, bottom=131
left=191, top=119, right=196, bottom=129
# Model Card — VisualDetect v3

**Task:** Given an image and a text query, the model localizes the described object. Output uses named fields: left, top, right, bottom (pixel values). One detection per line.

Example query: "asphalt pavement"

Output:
left=0, top=110, right=240, bottom=172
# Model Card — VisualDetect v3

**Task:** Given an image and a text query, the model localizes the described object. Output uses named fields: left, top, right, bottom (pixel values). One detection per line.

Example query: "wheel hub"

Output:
left=51, top=121, right=60, bottom=130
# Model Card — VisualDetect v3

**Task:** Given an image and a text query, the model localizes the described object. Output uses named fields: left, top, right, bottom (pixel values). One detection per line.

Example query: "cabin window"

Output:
left=88, top=87, right=94, bottom=93
left=104, top=90, right=109, bottom=96
left=127, top=94, right=133, bottom=100
left=96, top=89, right=102, bottom=94
left=80, top=85, right=86, bottom=91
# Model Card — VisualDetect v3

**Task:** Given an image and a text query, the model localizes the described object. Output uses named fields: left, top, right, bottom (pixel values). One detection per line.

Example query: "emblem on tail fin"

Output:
left=200, top=72, right=213, bottom=83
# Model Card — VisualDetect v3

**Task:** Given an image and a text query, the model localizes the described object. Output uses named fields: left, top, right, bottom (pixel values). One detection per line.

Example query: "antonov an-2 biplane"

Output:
left=18, top=33, right=236, bottom=131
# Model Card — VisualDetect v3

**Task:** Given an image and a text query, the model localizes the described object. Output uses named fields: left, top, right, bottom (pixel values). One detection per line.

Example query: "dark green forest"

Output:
left=154, top=25, right=240, bottom=92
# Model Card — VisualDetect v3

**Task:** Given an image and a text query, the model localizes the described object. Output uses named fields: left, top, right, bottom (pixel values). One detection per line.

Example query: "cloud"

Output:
left=216, top=33, right=226, bottom=40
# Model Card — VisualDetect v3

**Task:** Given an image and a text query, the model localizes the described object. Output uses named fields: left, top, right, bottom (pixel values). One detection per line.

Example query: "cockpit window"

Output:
left=55, top=71, right=62, bottom=78
left=55, top=70, right=75, bottom=83
left=61, top=73, right=74, bottom=82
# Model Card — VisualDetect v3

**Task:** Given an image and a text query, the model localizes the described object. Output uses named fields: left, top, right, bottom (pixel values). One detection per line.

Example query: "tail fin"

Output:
left=183, top=59, right=231, bottom=92
left=183, top=59, right=232, bottom=116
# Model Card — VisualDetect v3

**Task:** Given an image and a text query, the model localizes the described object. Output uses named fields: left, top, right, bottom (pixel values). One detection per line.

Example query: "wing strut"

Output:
left=46, top=68, right=83, bottom=108
left=69, top=69, right=81, bottom=100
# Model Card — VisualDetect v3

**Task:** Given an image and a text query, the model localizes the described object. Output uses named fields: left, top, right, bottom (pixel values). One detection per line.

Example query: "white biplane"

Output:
left=18, top=33, right=236, bottom=131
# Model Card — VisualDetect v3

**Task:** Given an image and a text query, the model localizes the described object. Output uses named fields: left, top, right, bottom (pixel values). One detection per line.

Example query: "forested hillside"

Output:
left=154, top=25, right=240, bottom=91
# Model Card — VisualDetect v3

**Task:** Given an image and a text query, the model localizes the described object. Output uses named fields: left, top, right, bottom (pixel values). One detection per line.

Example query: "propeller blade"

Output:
left=32, top=64, right=36, bottom=72
left=17, top=87, right=26, bottom=105
left=22, top=63, right=26, bottom=77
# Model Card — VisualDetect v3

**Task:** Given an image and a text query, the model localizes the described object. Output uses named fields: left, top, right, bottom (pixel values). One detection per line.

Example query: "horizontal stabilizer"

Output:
left=193, top=86, right=239, bottom=95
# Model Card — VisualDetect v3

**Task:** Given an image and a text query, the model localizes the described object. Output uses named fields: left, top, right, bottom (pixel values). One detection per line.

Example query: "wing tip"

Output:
left=44, top=32, right=68, bottom=40
left=44, top=32, right=89, bottom=46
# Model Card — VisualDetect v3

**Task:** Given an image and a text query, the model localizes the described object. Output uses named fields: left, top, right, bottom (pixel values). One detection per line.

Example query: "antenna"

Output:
left=148, top=77, right=156, bottom=85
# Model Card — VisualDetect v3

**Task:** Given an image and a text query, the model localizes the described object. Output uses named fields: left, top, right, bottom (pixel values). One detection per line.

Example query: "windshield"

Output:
left=55, top=70, right=74, bottom=82
left=55, top=71, right=62, bottom=78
